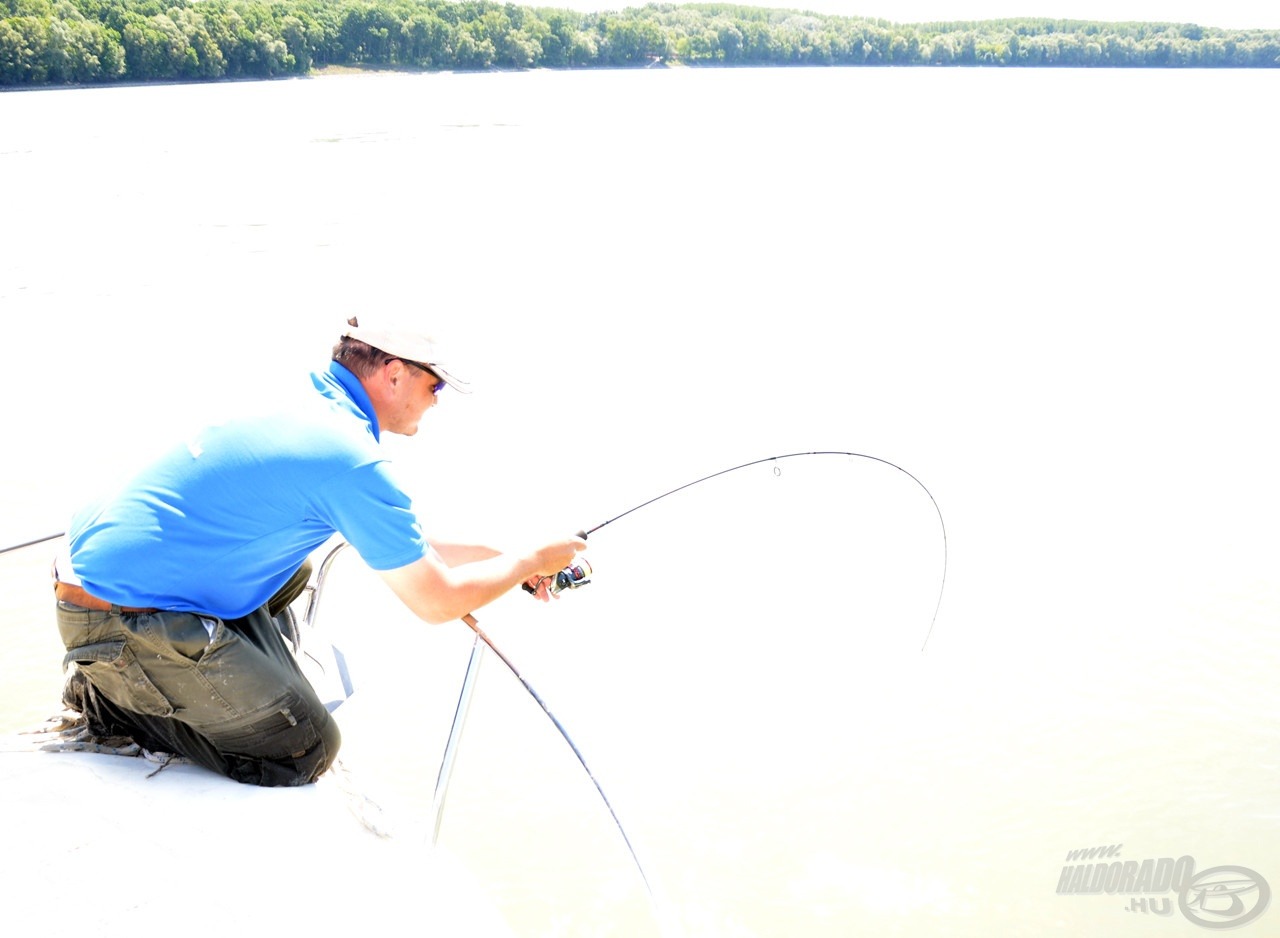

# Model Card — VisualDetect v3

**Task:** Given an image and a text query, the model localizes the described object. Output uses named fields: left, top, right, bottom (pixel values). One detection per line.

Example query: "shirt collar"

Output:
left=316, top=360, right=382, bottom=442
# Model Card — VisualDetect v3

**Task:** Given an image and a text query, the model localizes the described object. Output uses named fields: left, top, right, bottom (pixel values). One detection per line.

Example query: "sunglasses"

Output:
left=388, top=358, right=447, bottom=394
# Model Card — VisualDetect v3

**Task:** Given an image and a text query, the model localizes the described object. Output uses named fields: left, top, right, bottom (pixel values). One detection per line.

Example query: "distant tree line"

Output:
left=3, top=0, right=1279, bottom=86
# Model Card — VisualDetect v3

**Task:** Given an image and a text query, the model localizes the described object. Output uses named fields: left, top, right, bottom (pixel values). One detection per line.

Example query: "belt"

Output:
left=54, top=581, right=159, bottom=615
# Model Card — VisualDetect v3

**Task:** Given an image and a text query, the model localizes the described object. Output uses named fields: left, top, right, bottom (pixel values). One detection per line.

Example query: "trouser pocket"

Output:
left=62, top=640, right=175, bottom=718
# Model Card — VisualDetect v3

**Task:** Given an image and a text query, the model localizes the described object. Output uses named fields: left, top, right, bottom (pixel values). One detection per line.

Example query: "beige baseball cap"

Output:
left=341, top=317, right=471, bottom=393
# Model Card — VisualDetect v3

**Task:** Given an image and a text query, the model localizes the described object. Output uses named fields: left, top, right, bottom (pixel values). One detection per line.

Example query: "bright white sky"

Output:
left=553, top=0, right=1277, bottom=30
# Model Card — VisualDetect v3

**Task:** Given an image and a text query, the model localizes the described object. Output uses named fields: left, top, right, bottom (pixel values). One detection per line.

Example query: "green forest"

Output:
left=3, top=0, right=1279, bottom=86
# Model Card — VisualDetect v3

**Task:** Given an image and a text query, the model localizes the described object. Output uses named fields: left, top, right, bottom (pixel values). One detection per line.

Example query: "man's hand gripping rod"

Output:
left=520, top=551, right=593, bottom=598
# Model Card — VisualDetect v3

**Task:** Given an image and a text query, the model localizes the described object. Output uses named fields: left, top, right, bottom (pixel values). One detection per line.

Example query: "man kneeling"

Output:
left=53, top=317, right=584, bottom=786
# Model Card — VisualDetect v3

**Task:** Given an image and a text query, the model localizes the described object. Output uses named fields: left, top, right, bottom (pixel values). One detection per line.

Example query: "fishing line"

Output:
left=577, top=450, right=948, bottom=652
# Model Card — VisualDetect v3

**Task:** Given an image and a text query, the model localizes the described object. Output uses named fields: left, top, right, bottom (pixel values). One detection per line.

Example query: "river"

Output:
left=2, top=65, right=1278, bottom=936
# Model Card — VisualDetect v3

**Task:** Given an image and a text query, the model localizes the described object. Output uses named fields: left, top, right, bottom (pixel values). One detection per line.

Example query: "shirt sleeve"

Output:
left=312, top=460, right=428, bottom=570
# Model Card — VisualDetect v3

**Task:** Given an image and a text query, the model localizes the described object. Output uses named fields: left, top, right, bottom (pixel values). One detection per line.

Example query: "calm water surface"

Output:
left=2, top=67, right=1277, bottom=936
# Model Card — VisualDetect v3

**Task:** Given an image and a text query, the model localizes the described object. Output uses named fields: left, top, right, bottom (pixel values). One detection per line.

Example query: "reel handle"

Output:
left=520, top=530, right=591, bottom=595
left=522, top=556, right=592, bottom=596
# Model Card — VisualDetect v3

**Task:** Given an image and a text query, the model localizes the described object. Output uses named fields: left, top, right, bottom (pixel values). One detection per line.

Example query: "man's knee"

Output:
left=217, top=691, right=343, bottom=788
left=306, top=709, right=342, bottom=781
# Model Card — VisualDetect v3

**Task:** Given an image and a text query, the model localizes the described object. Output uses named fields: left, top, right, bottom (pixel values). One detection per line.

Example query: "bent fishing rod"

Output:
left=437, top=449, right=948, bottom=919
left=574, top=449, right=949, bottom=652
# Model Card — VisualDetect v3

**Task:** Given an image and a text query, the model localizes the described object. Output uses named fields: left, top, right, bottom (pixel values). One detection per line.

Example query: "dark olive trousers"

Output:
left=56, top=565, right=340, bottom=787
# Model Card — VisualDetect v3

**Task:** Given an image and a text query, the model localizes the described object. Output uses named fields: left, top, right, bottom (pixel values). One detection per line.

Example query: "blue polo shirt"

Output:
left=67, top=362, right=428, bottom=619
